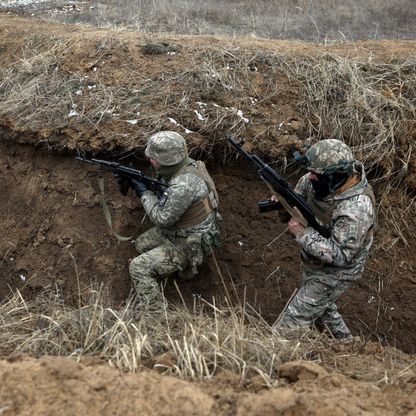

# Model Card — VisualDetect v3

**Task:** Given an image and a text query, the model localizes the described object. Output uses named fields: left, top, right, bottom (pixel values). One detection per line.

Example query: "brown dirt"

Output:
left=1, top=355, right=416, bottom=416
left=1, top=13, right=416, bottom=415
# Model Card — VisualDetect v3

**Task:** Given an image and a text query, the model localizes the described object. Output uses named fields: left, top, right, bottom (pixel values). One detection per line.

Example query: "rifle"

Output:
left=227, top=136, right=331, bottom=238
left=75, top=155, right=167, bottom=192
left=76, top=155, right=168, bottom=242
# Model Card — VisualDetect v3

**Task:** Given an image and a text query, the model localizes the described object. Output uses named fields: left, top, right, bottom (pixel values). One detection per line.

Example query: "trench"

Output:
left=1, top=137, right=416, bottom=354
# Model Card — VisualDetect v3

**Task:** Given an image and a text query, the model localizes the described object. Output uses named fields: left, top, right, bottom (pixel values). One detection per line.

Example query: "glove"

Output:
left=115, top=174, right=131, bottom=196
left=130, top=178, right=149, bottom=198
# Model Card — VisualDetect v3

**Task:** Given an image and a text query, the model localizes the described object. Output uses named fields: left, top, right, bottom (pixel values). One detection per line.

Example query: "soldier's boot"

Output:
left=319, top=303, right=352, bottom=339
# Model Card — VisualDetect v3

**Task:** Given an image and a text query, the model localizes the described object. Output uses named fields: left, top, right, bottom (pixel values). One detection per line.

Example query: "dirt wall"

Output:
left=1, top=138, right=416, bottom=353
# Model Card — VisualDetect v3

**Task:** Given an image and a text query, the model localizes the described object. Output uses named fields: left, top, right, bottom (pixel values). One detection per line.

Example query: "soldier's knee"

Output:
left=129, top=254, right=153, bottom=279
left=134, top=238, right=147, bottom=255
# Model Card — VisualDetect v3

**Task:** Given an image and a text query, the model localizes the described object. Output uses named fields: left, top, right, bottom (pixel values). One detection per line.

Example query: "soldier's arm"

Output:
left=295, top=195, right=374, bottom=266
left=141, top=174, right=206, bottom=228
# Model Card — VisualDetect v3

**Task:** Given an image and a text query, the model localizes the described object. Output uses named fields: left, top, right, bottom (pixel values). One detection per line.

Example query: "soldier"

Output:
left=274, top=139, right=376, bottom=338
left=123, top=131, right=221, bottom=312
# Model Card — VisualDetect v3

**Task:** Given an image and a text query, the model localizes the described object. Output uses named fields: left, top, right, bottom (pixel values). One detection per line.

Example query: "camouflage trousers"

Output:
left=129, top=227, right=189, bottom=313
left=275, top=268, right=358, bottom=339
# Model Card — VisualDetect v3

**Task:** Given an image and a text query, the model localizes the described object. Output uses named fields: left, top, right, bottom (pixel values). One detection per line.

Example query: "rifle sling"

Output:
left=98, top=176, right=142, bottom=242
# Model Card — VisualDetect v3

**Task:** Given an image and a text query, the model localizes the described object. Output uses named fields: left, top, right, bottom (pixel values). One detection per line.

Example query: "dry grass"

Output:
left=5, top=0, right=415, bottom=42
left=0, top=285, right=415, bottom=386
left=280, top=54, right=416, bottom=183
left=1, top=34, right=415, bottom=241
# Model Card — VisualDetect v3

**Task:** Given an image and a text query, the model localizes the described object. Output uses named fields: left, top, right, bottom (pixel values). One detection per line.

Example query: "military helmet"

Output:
left=305, top=139, right=354, bottom=175
left=145, top=131, right=187, bottom=166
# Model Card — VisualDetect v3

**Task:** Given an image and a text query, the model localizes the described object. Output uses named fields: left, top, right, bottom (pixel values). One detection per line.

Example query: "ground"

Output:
left=1, top=355, right=416, bottom=416
left=0, top=13, right=416, bottom=416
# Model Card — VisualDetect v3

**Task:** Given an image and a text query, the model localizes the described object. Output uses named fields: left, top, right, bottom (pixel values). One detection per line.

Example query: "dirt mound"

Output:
left=1, top=356, right=415, bottom=415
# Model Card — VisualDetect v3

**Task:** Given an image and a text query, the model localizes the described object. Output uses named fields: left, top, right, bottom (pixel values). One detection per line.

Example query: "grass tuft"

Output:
left=0, top=286, right=415, bottom=386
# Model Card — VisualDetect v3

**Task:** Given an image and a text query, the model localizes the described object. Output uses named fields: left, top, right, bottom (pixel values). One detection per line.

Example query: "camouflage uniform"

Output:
left=129, top=131, right=220, bottom=312
left=276, top=140, right=376, bottom=338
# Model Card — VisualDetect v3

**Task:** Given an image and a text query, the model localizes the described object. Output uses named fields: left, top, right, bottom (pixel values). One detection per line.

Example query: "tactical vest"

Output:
left=172, top=161, right=219, bottom=229
left=302, top=176, right=376, bottom=268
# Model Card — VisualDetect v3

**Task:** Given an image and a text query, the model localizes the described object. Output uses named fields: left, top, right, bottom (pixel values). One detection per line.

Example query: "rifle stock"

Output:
left=227, top=136, right=331, bottom=238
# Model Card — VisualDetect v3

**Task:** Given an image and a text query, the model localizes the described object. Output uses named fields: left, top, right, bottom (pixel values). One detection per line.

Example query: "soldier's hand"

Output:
left=288, top=218, right=306, bottom=238
left=130, top=178, right=149, bottom=198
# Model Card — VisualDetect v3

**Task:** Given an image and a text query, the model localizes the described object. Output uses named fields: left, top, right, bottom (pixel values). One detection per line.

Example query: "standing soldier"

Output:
left=274, top=139, right=376, bottom=339
left=123, top=131, right=221, bottom=312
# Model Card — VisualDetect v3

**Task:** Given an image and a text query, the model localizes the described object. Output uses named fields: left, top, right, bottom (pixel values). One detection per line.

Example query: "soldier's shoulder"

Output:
left=170, top=171, right=206, bottom=187
left=336, top=194, right=374, bottom=215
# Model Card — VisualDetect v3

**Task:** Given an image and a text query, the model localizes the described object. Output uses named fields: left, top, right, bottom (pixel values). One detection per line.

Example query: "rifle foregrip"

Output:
left=258, top=200, right=280, bottom=213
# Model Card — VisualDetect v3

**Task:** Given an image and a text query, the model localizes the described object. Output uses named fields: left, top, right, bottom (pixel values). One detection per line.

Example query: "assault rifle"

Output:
left=75, top=155, right=167, bottom=192
left=227, top=136, right=331, bottom=238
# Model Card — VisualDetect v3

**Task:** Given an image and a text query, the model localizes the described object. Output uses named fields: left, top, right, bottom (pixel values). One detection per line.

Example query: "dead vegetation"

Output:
left=281, top=54, right=416, bottom=186
left=1, top=33, right=414, bottom=189
left=0, top=32, right=415, bottom=251
left=4, top=0, right=416, bottom=42
left=1, top=285, right=415, bottom=387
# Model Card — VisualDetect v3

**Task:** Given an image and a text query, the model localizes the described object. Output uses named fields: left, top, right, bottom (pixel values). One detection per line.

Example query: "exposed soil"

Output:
left=1, top=13, right=416, bottom=416
left=0, top=358, right=416, bottom=416
left=1, top=355, right=416, bottom=416
left=3, top=138, right=416, bottom=353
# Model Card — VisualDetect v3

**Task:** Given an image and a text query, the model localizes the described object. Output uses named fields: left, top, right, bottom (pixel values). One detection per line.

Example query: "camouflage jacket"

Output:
left=294, top=163, right=376, bottom=277
left=140, top=160, right=219, bottom=237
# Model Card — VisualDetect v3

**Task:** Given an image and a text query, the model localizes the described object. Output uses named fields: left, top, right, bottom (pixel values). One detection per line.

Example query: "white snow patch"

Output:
left=194, top=110, right=206, bottom=121
left=126, top=119, right=138, bottom=125
left=168, top=117, right=179, bottom=126
left=167, top=118, right=194, bottom=134
left=236, top=109, right=249, bottom=123
left=0, top=0, right=52, bottom=7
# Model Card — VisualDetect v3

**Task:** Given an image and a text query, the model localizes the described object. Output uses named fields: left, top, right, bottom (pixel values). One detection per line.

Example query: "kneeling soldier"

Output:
left=126, top=131, right=221, bottom=312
